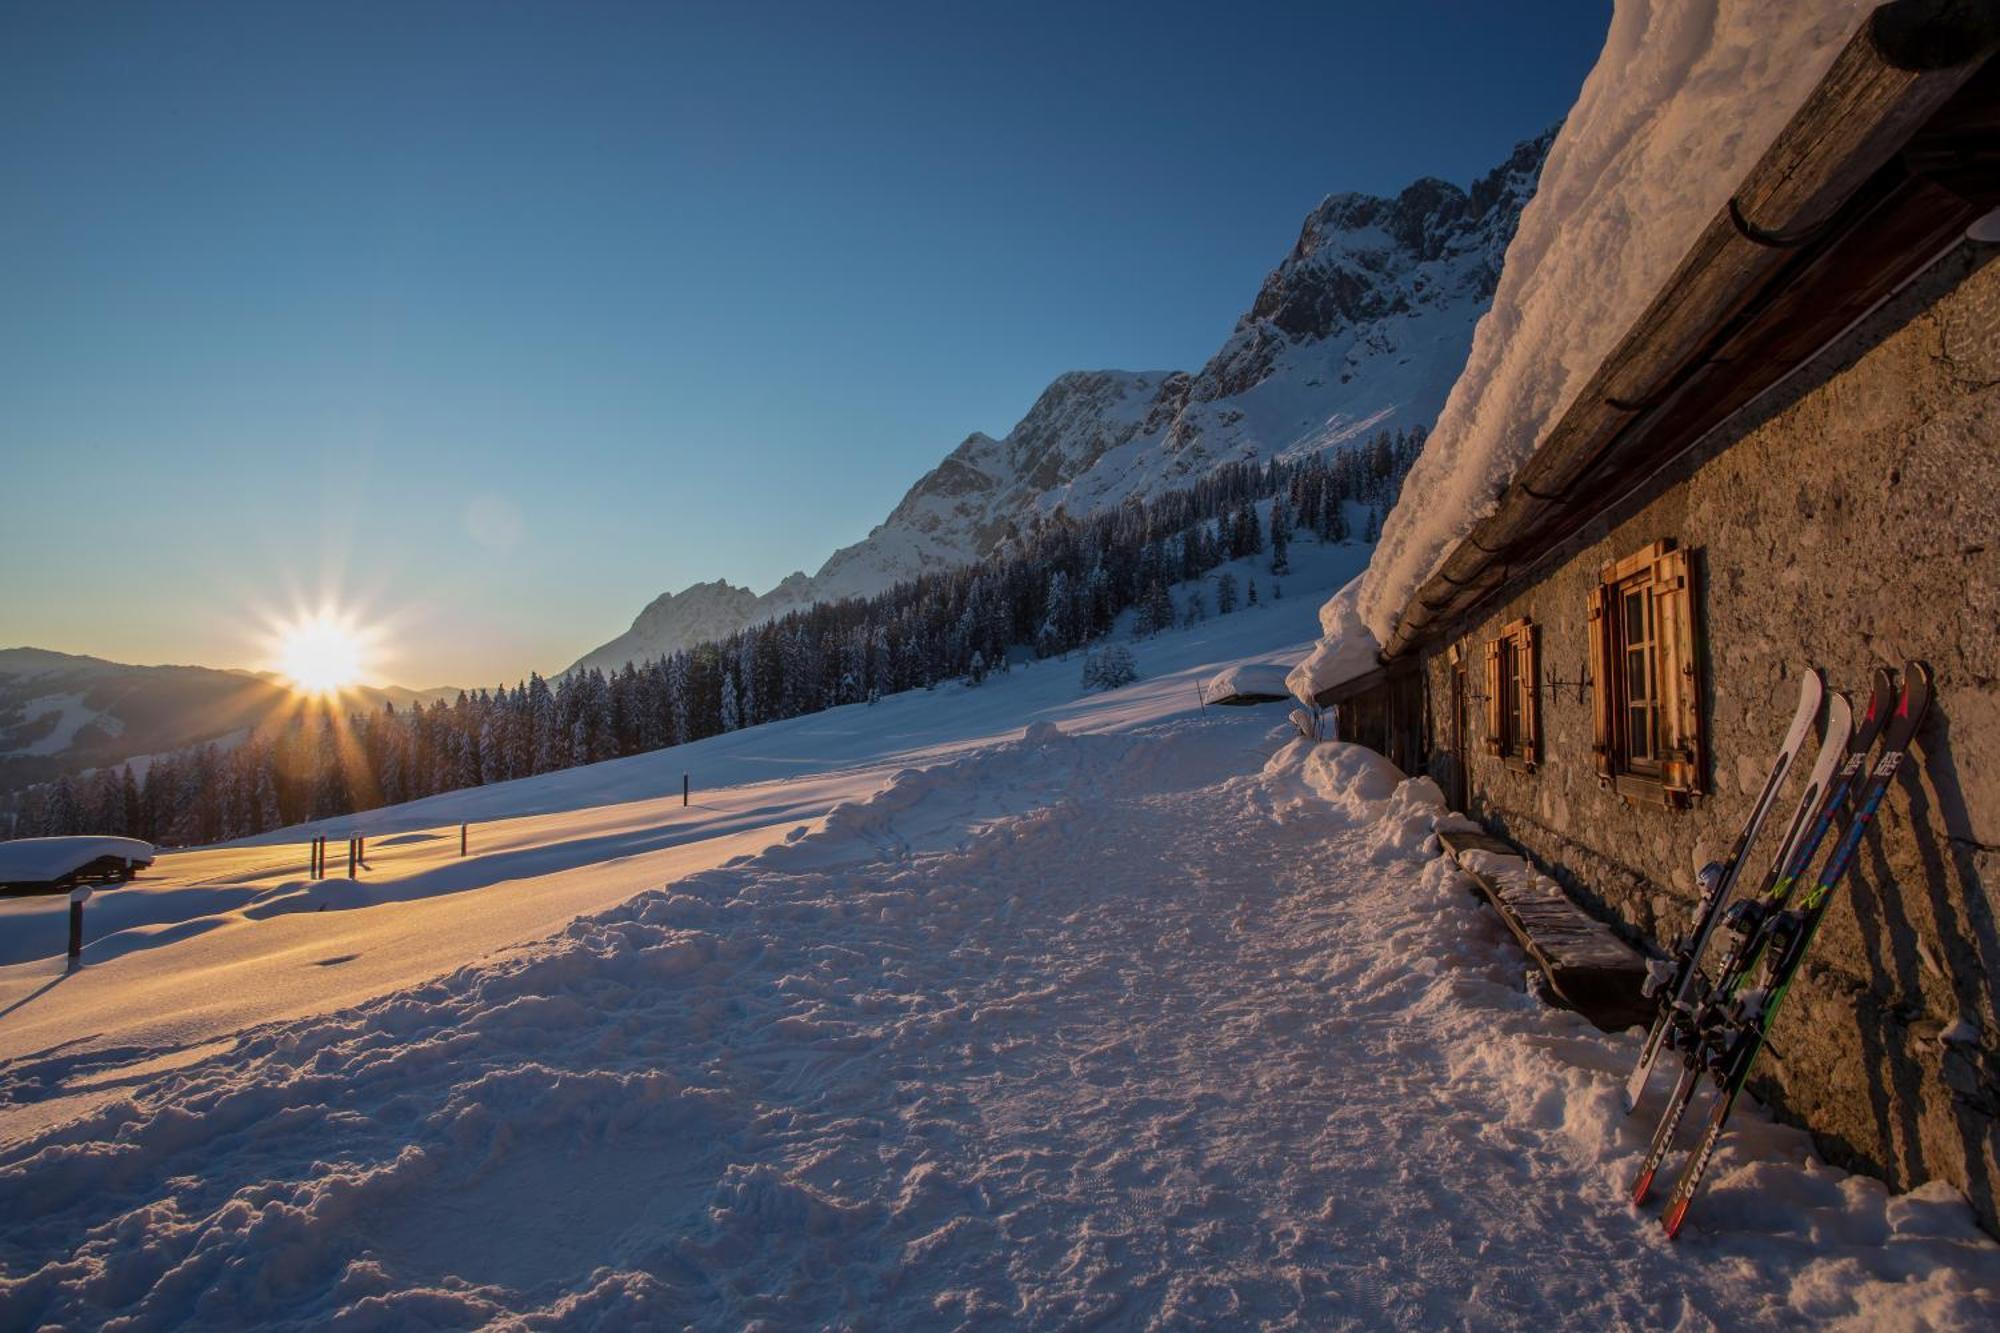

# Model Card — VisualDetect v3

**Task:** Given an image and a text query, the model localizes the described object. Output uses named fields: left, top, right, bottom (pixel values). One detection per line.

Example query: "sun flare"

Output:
left=274, top=613, right=369, bottom=695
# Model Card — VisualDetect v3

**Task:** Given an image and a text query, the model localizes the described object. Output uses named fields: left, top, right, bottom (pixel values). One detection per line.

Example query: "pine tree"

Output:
left=1215, top=572, right=1239, bottom=615
left=1247, top=578, right=1259, bottom=607
left=721, top=675, right=741, bottom=733
left=45, top=776, right=82, bottom=837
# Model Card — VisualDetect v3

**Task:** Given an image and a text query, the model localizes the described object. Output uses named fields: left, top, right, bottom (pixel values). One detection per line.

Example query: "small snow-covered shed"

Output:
left=1295, top=0, right=2000, bottom=1234
left=1203, top=663, right=1294, bottom=707
left=0, top=836, right=155, bottom=894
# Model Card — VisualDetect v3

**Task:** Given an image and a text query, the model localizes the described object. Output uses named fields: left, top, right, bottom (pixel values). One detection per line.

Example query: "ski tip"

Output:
left=1866, top=666, right=1895, bottom=723
left=1662, top=1198, right=1690, bottom=1239
left=1631, top=1169, right=1656, bottom=1207
left=1899, top=660, right=1934, bottom=719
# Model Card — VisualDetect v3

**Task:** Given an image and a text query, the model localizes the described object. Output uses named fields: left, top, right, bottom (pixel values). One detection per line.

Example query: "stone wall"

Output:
left=1417, top=242, right=2000, bottom=1231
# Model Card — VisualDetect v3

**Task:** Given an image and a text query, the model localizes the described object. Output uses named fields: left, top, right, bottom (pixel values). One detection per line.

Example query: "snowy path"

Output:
left=3, top=713, right=1996, bottom=1328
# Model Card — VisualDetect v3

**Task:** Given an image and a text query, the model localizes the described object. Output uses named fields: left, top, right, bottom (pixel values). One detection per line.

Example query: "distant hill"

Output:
left=0, top=647, right=457, bottom=792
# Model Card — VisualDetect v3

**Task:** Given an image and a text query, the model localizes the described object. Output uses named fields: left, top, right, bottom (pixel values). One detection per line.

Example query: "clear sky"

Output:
left=1, top=1, right=1608, bottom=688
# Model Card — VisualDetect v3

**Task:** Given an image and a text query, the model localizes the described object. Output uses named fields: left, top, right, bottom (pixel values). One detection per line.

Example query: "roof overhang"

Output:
left=1382, top=1, right=2000, bottom=662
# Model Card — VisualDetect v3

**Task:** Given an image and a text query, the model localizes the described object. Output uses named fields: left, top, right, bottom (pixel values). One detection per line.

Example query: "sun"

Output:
left=275, top=613, right=369, bottom=695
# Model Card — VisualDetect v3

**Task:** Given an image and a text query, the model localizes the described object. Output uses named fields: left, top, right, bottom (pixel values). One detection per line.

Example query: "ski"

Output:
left=1629, top=689, right=1852, bottom=1204
left=1659, top=661, right=1933, bottom=1239
left=1623, top=670, right=1823, bottom=1113
left=1692, top=669, right=1893, bottom=1029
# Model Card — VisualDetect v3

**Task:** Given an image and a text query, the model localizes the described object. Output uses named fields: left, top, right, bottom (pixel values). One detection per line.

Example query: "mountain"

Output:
left=569, top=129, right=1555, bottom=676
left=0, top=648, right=456, bottom=793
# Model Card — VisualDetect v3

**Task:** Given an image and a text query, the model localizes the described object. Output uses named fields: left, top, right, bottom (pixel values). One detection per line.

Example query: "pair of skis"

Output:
left=1622, top=670, right=1826, bottom=1119
left=1623, top=662, right=1932, bottom=1238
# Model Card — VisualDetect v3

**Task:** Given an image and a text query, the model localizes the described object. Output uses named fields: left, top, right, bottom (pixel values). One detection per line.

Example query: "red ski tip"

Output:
left=1662, top=1199, right=1689, bottom=1239
left=1631, top=1170, right=1656, bottom=1206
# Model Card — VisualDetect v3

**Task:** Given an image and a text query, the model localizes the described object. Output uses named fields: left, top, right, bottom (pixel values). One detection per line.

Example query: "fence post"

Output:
left=68, top=886, right=90, bottom=965
left=460, top=822, right=468, bottom=857
left=683, top=774, right=689, bottom=807
left=347, top=838, right=356, bottom=878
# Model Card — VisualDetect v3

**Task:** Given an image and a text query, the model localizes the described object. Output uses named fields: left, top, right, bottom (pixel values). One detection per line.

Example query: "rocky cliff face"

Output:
left=568, top=129, right=1554, bottom=676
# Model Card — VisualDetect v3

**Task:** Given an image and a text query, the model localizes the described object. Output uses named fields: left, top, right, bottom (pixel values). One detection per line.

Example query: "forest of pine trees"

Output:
left=5, top=430, right=1424, bottom=846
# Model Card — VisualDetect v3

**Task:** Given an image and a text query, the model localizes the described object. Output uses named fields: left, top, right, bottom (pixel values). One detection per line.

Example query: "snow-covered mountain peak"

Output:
left=566, top=130, right=1555, bottom=676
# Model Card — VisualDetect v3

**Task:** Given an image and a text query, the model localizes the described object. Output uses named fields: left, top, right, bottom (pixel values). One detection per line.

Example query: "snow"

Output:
left=3, top=531, right=1998, bottom=1325
left=1, top=693, right=120, bottom=757
left=1352, top=0, right=1877, bottom=643
left=0, top=836, right=154, bottom=886
left=1285, top=573, right=1382, bottom=703
left=0, top=537, right=1364, bottom=1136
left=7, top=706, right=2000, bottom=1325
left=1204, top=661, right=1292, bottom=703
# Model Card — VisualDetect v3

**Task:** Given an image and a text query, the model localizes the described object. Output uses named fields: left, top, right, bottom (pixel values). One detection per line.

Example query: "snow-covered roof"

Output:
left=0, top=836, right=155, bottom=886
left=1285, top=576, right=1382, bottom=705
left=1294, top=0, right=1884, bottom=672
left=1204, top=663, right=1293, bottom=704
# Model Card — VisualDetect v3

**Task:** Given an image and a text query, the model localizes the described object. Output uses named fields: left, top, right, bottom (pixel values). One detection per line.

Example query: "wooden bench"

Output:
left=1438, top=828, right=1653, bottom=1032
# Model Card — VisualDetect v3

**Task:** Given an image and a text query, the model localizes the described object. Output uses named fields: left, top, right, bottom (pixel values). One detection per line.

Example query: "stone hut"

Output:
left=1317, top=10, right=2000, bottom=1230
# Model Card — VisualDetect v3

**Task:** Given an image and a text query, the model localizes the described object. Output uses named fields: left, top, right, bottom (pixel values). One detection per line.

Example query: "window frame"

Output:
left=1588, top=540, right=1705, bottom=806
left=1482, top=616, right=1539, bottom=772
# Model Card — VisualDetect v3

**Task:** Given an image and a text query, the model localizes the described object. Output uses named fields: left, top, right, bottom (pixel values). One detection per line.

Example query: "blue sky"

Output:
left=1, top=1, right=1607, bottom=686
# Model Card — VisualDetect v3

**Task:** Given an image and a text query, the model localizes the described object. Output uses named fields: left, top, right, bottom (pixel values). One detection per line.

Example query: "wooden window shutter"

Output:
left=1521, top=620, right=1541, bottom=768
left=1586, top=584, right=1614, bottom=781
left=1651, top=546, right=1703, bottom=801
left=1482, top=637, right=1504, bottom=756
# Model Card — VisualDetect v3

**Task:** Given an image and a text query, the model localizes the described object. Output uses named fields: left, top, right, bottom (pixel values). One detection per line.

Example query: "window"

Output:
left=1482, top=617, right=1538, bottom=769
left=1588, top=540, right=1705, bottom=804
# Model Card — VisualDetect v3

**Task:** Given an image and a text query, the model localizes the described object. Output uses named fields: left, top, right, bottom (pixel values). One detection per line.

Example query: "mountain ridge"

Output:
left=569, top=127, right=1555, bottom=676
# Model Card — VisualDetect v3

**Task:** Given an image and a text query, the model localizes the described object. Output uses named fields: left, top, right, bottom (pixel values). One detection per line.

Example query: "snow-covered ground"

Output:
left=0, top=540, right=1364, bottom=1136
left=4, top=534, right=1998, bottom=1328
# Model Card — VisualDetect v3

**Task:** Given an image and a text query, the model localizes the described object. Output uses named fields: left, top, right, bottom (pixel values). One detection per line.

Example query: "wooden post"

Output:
left=347, top=838, right=356, bottom=878
left=68, top=886, right=90, bottom=964
left=1195, top=682, right=1207, bottom=714
left=460, top=822, right=468, bottom=857
left=683, top=774, right=689, bottom=807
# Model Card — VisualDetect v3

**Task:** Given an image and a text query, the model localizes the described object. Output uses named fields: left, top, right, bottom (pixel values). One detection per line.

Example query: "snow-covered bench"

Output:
left=1438, top=828, right=1651, bottom=1031
left=0, top=836, right=155, bottom=896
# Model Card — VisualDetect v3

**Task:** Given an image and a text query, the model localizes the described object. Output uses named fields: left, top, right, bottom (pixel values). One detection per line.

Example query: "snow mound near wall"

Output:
left=1351, top=0, right=1877, bottom=644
